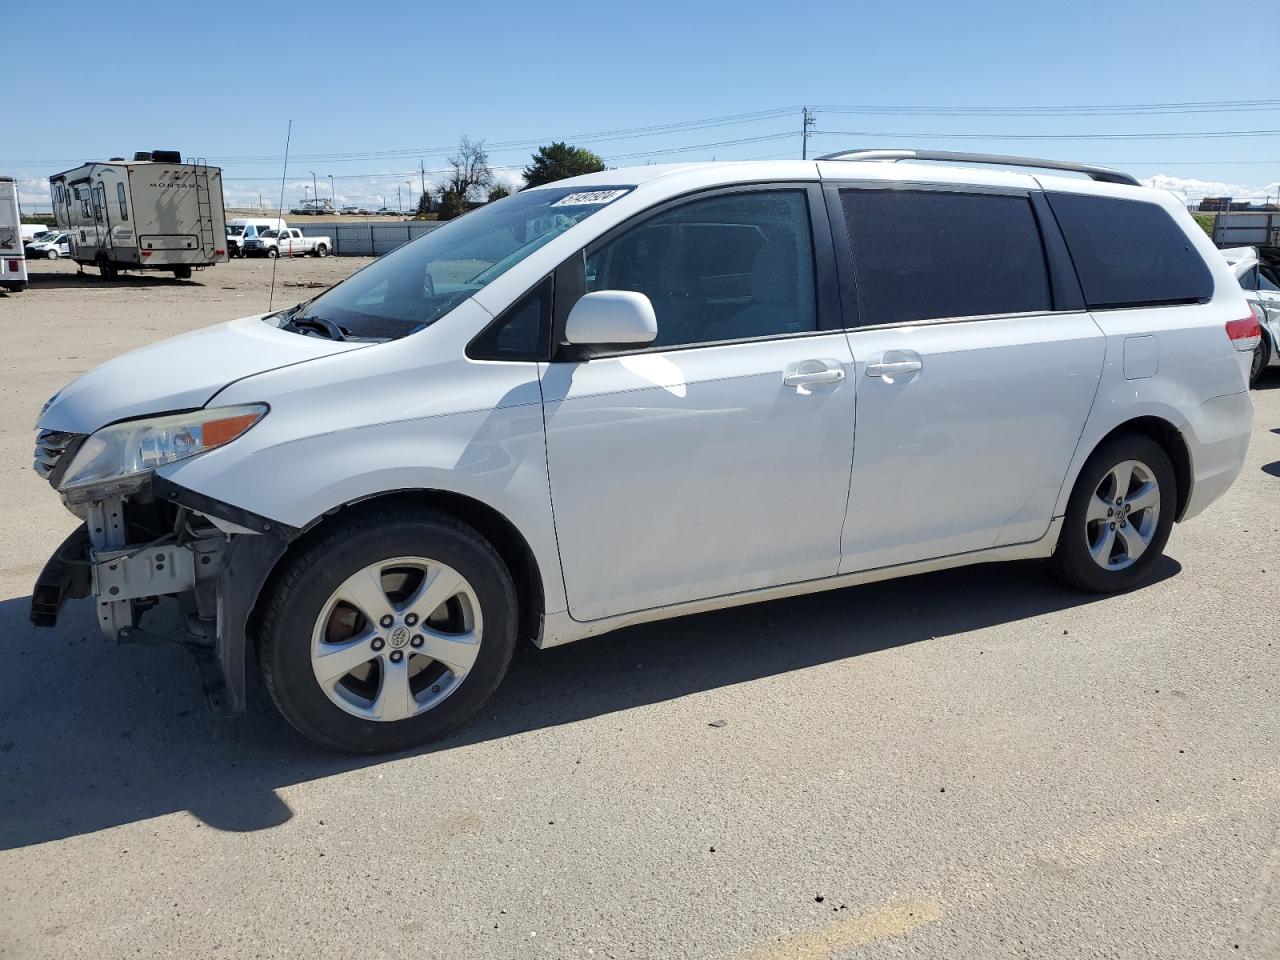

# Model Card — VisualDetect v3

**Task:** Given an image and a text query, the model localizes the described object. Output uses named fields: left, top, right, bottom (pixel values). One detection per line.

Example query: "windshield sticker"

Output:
left=551, top=189, right=630, bottom=207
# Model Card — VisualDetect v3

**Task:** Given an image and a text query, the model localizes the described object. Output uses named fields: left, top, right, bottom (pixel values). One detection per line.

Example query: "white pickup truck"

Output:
left=243, top=228, right=332, bottom=258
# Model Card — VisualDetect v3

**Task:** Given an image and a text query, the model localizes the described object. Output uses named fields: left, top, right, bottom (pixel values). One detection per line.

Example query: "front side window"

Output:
left=289, top=185, right=631, bottom=341
left=585, top=190, right=817, bottom=349
left=116, top=182, right=128, bottom=220
left=1047, top=192, right=1213, bottom=308
left=840, top=188, right=1052, bottom=327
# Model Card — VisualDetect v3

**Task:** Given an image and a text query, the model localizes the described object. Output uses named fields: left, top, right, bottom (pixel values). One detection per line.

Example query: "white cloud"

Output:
left=1140, top=173, right=1280, bottom=204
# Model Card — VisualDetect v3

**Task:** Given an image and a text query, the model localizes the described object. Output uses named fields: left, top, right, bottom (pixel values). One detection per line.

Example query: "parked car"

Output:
left=340, top=206, right=359, bottom=215
left=1222, top=245, right=1280, bottom=386
left=26, top=233, right=70, bottom=259
left=242, top=228, right=331, bottom=258
left=30, top=151, right=1255, bottom=753
left=227, top=217, right=288, bottom=259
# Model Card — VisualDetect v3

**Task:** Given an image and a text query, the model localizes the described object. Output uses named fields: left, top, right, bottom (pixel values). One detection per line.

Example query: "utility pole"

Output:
left=309, top=170, right=318, bottom=208
left=801, top=106, right=816, bottom=160
left=397, top=185, right=402, bottom=213
left=328, top=174, right=335, bottom=205
left=419, top=159, right=427, bottom=199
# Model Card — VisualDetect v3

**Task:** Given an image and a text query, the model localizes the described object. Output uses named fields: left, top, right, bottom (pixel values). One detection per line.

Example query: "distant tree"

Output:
left=523, top=142, right=606, bottom=188
left=414, top=192, right=433, bottom=217
left=437, top=188, right=468, bottom=221
left=487, top=184, right=511, bottom=202
left=441, top=136, right=494, bottom=205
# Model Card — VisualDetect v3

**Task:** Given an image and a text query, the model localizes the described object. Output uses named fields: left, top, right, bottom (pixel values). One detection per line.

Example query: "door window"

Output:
left=839, top=188, right=1052, bottom=326
left=585, top=190, right=818, bottom=348
left=116, top=182, right=128, bottom=221
left=1258, top=263, right=1280, bottom=292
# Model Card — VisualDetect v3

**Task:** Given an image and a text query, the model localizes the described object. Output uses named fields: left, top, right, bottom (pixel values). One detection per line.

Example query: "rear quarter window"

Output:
left=1047, top=193, right=1213, bottom=309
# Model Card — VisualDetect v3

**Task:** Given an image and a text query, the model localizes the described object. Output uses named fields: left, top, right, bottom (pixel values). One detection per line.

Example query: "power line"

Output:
left=811, top=128, right=1280, bottom=141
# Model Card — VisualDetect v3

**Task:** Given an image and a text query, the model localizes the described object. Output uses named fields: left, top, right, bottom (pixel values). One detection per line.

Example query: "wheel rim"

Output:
left=1252, top=343, right=1265, bottom=381
left=310, top=556, right=483, bottom=721
left=1085, top=459, right=1161, bottom=571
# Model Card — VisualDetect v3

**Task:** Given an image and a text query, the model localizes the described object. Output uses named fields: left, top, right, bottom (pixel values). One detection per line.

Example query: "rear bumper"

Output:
left=1181, top=390, right=1253, bottom=521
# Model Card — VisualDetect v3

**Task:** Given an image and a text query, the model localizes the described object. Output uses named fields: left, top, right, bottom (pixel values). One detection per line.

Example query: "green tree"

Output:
left=523, top=142, right=606, bottom=188
left=487, top=184, right=512, bottom=202
left=437, top=188, right=468, bottom=221
left=414, top=192, right=433, bottom=217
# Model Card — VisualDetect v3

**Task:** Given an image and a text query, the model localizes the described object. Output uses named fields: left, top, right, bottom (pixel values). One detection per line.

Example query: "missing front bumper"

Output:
left=30, top=478, right=296, bottom=714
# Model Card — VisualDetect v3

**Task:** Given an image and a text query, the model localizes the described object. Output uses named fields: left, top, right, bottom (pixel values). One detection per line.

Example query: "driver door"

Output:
left=540, top=186, right=857, bottom=622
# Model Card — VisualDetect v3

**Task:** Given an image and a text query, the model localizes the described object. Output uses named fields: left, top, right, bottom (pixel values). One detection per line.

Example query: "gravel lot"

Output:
left=1, top=255, right=1278, bottom=959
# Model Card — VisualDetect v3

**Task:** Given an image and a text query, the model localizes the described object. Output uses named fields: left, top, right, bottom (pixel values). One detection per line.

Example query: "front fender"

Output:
left=159, top=404, right=569, bottom=618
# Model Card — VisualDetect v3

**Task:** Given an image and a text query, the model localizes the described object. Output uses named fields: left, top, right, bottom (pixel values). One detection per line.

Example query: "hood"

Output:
left=39, top=315, right=367, bottom=433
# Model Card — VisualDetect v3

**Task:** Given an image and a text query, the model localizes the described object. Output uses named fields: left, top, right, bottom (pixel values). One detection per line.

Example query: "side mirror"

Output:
left=564, top=291, right=657, bottom=348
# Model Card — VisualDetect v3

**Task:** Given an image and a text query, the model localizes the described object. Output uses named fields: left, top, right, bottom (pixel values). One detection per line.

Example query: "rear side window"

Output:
left=839, top=189, right=1051, bottom=326
left=1047, top=193, right=1213, bottom=309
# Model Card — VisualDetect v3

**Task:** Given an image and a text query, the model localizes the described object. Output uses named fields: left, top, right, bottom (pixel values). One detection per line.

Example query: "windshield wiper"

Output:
left=281, top=315, right=349, bottom=341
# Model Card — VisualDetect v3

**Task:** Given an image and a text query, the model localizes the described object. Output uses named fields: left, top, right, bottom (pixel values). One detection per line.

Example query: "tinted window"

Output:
left=840, top=189, right=1051, bottom=326
left=116, top=182, right=128, bottom=221
left=468, top=277, right=551, bottom=361
left=585, top=190, right=817, bottom=348
left=1048, top=192, right=1213, bottom=308
left=1259, top=262, right=1280, bottom=292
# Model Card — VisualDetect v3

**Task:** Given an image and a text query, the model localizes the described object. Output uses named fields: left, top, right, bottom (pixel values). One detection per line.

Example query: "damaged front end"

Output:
left=30, top=427, right=294, bottom=714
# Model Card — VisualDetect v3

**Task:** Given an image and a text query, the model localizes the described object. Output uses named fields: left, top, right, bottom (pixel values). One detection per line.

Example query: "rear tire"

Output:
left=258, top=507, right=518, bottom=753
left=1250, top=335, right=1271, bottom=387
left=99, top=259, right=117, bottom=281
left=1051, top=432, right=1177, bottom=593
left=173, top=265, right=192, bottom=280
left=315, top=244, right=329, bottom=258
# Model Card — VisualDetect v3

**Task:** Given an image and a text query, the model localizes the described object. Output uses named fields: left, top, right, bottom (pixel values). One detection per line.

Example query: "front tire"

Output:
left=267, top=247, right=279, bottom=259
left=258, top=507, right=518, bottom=753
left=1051, top=432, right=1177, bottom=593
left=47, top=249, right=58, bottom=260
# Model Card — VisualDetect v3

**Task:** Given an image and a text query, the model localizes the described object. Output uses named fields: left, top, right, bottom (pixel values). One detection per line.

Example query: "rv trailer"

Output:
left=0, top=176, right=28, bottom=292
left=48, top=151, right=227, bottom=279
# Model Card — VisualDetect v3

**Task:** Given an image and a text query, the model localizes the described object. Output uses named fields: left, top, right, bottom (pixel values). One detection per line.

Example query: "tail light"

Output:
left=1226, top=308, right=1262, bottom=352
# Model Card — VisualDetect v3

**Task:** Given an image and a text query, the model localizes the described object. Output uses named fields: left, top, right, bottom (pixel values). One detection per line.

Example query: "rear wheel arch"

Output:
left=249, top=489, right=546, bottom=657
left=1082, top=417, right=1192, bottom=521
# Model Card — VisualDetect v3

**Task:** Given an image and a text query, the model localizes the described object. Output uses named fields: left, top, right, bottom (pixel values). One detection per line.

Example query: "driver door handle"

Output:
left=783, top=359, right=846, bottom=387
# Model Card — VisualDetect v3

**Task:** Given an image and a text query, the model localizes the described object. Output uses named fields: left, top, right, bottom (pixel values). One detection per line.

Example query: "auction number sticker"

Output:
left=551, top=189, right=630, bottom=207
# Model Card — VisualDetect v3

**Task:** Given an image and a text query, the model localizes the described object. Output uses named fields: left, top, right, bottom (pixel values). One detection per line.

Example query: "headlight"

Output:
left=59, top=404, right=267, bottom=491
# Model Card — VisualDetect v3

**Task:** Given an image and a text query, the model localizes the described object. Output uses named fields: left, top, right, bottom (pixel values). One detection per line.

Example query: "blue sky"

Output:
left=9, top=0, right=1280, bottom=211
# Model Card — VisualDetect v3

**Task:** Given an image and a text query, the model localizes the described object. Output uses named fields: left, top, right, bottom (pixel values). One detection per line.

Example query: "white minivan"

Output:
left=31, top=151, right=1256, bottom=753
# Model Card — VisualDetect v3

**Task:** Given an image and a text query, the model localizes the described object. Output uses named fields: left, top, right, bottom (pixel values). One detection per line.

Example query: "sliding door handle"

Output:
left=866, top=350, right=923, bottom=380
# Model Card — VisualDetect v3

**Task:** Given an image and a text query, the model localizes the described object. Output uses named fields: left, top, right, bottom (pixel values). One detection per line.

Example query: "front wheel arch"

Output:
left=248, top=490, right=546, bottom=664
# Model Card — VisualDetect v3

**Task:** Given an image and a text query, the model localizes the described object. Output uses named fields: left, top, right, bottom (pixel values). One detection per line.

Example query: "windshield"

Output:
left=227, top=225, right=245, bottom=236
left=287, top=185, right=632, bottom=340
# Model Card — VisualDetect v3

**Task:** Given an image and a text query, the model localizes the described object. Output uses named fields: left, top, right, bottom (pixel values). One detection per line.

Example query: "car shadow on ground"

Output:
left=0, top=555, right=1180, bottom=851
left=24, top=271, right=204, bottom=290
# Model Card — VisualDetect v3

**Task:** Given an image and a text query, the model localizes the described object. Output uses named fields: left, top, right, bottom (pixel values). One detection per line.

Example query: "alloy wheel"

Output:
left=310, top=556, right=482, bottom=721
left=1085, top=459, right=1161, bottom=571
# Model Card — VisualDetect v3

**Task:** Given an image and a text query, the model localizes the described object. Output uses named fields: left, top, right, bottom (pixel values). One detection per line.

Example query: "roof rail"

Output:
left=816, top=148, right=1141, bottom=187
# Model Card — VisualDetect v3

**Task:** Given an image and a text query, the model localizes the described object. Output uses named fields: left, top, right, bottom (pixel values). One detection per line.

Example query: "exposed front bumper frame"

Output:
left=30, top=476, right=297, bottom=714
